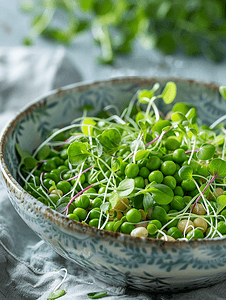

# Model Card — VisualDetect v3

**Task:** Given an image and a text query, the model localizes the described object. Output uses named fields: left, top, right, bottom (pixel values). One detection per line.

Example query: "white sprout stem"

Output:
left=145, top=96, right=156, bottom=119
left=126, top=91, right=138, bottom=120
left=106, top=115, right=126, bottom=124
left=132, top=132, right=143, bottom=164
left=104, top=104, right=121, bottom=116
left=53, top=268, right=67, bottom=292
left=188, top=136, right=196, bottom=165
left=152, top=102, right=160, bottom=122
left=98, top=172, right=113, bottom=229
left=210, top=114, right=226, bottom=129
left=222, top=134, right=226, bottom=160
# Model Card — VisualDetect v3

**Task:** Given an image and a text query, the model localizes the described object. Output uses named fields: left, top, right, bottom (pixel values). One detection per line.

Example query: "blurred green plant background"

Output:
left=21, top=0, right=226, bottom=64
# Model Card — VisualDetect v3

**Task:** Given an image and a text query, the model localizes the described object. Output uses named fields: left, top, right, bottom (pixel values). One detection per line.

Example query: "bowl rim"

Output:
left=0, top=75, right=225, bottom=248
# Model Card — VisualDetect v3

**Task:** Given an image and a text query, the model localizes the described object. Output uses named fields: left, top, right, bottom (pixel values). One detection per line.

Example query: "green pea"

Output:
left=170, top=196, right=186, bottom=211
left=148, top=170, right=163, bottom=184
left=60, top=149, right=68, bottom=160
left=148, top=219, right=162, bottom=229
left=104, top=222, right=114, bottom=231
left=50, top=156, right=64, bottom=167
left=89, top=208, right=101, bottom=219
left=89, top=218, right=103, bottom=228
left=167, top=227, right=183, bottom=239
left=125, top=163, right=139, bottom=178
left=30, top=176, right=41, bottom=186
left=41, top=160, right=56, bottom=172
left=139, top=166, right=149, bottom=179
left=186, top=229, right=204, bottom=240
left=146, top=156, right=161, bottom=171
left=73, top=207, right=87, bottom=221
left=163, top=176, right=176, bottom=190
left=173, top=171, right=183, bottom=184
left=133, top=194, right=144, bottom=209
left=165, top=136, right=181, bottom=150
left=49, top=194, right=60, bottom=204
left=183, top=196, right=192, bottom=204
left=137, top=158, right=148, bottom=168
left=67, top=214, right=79, bottom=221
left=120, top=222, right=135, bottom=234
left=126, top=208, right=142, bottom=223
left=174, top=186, right=184, bottom=197
left=74, top=195, right=90, bottom=209
left=147, top=224, right=158, bottom=235
left=161, top=161, right=177, bottom=176
left=84, top=187, right=97, bottom=199
left=134, top=176, right=145, bottom=188
left=217, top=221, right=226, bottom=234
left=160, top=204, right=170, bottom=213
left=173, top=148, right=186, bottom=164
left=181, top=179, right=196, bottom=191
left=56, top=181, right=71, bottom=194
left=37, top=197, right=48, bottom=205
left=150, top=206, right=168, bottom=225
left=57, top=165, right=69, bottom=172
left=162, top=154, right=173, bottom=161
left=90, top=197, right=103, bottom=209
left=49, top=169, right=61, bottom=182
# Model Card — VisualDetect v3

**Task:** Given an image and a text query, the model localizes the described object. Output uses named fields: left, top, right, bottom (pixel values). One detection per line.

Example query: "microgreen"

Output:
left=17, top=81, right=226, bottom=242
left=87, top=291, right=107, bottom=299
left=67, top=142, right=91, bottom=165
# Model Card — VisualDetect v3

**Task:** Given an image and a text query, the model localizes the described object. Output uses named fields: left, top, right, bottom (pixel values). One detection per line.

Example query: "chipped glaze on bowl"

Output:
left=1, top=77, right=226, bottom=292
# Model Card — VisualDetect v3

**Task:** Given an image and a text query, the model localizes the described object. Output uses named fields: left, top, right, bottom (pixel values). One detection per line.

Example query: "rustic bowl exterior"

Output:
left=1, top=77, right=226, bottom=292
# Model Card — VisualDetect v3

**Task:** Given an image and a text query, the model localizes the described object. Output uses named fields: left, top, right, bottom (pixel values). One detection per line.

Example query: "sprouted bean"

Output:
left=17, top=82, right=226, bottom=241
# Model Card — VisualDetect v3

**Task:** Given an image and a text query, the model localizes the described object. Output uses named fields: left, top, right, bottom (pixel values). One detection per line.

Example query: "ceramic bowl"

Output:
left=1, top=77, right=226, bottom=293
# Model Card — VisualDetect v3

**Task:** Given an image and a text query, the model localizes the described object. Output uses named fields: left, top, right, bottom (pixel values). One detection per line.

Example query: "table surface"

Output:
left=1, top=0, right=226, bottom=86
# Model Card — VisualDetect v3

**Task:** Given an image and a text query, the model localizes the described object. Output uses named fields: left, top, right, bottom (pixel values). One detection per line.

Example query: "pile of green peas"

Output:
left=20, top=96, right=226, bottom=241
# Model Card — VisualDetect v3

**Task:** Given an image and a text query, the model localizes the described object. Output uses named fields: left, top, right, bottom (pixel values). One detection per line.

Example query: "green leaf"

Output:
left=151, top=120, right=171, bottom=135
left=146, top=184, right=174, bottom=205
left=98, top=128, right=121, bottom=154
left=24, top=157, right=38, bottom=170
left=217, top=195, right=226, bottom=214
left=197, top=143, right=216, bottom=160
left=171, top=112, right=187, bottom=123
left=16, top=143, right=32, bottom=162
left=116, top=178, right=134, bottom=197
left=178, top=166, right=193, bottom=180
left=109, top=192, right=119, bottom=209
left=87, top=291, right=107, bottom=299
left=100, top=202, right=110, bottom=213
left=186, top=108, right=197, bottom=124
left=143, top=193, right=154, bottom=214
left=219, top=85, right=226, bottom=100
left=138, top=89, right=154, bottom=103
left=47, top=289, right=66, bottom=300
left=36, top=144, right=51, bottom=161
left=67, top=142, right=91, bottom=165
left=82, top=118, right=96, bottom=136
left=135, top=150, right=150, bottom=161
left=161, top=81, right=177, bottom=104
left=111, top=158, right=120, bottom=172
left=209, top=158, right=226, bottom=178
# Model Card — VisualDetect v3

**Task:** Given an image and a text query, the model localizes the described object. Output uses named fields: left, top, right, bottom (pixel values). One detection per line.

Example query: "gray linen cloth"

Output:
left=0, top=47, right=226, bottom=300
